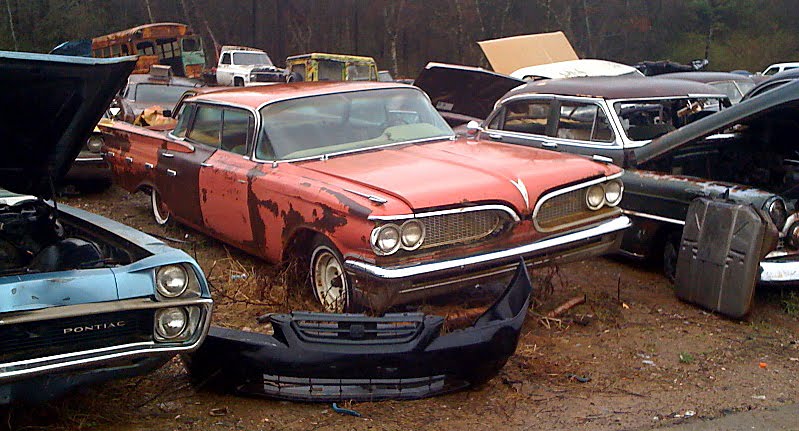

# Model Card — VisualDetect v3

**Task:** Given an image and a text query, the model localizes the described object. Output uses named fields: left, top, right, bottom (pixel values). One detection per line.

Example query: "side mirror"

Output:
left=466, top=120, right=481, bottom=137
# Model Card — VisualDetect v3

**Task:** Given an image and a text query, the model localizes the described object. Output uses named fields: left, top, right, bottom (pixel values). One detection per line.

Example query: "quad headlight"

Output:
left=371, top=220, right=426, bottom=255
left=154, top=307, right=188, bottom=340
left=156, top=265, right=189, bottom=298
left=585, top=179, right=624, bottom=210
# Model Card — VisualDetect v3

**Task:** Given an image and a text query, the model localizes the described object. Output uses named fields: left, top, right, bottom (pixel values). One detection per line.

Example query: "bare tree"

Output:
left=4, top=0, right=16, bottom=50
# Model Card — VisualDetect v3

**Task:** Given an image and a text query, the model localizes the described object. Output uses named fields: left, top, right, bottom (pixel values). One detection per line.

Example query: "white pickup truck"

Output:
left=215, top=46, right=287, bottom=86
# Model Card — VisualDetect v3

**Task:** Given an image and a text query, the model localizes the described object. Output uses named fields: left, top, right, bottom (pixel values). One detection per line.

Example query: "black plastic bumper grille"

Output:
left=0, top=309, right=154, bottom=364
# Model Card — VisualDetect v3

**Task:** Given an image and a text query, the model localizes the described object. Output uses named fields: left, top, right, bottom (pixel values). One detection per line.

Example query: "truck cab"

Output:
left=216, top=45, right=286, bottom=86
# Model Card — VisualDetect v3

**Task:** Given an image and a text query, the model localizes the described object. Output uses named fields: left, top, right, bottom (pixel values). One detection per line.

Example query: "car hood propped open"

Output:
left=0, top=51, right=136, bottom=197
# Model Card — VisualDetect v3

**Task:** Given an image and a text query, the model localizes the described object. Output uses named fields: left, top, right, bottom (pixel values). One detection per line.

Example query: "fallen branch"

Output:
left=546, top=295, right=586, bottom=318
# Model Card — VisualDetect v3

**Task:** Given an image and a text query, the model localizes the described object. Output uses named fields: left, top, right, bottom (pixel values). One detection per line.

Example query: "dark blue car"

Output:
left=0, top=51, right=212, bottom=404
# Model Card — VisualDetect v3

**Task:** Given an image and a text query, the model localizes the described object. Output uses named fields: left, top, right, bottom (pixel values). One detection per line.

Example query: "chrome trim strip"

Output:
left=368, top=204, right=520, bottom=222
left=0, top=298, right=212, bottom=325
left=398, top=265, right=520, bottom=294
left=75, top=157, right=104, bottom=162
left=531, top=172, right=623, bottom=232
left=622, top=209, right=686, bottom=226
left=345, top=216, right=630, bottom=279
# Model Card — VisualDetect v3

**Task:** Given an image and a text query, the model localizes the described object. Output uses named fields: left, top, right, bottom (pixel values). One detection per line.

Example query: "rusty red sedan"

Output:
left=100, top=82, right=630, bottom=312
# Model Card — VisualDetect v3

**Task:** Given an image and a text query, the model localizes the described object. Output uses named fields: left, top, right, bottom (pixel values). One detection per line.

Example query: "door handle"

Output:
left=488, top=133, right=503, bottom=140
left=166, top=169, right=177, bottom=177
left=124, top=156, right=133, bottom=163
left=161, top=152, right=174, bottom=158
left=542, top=141, right=558, bottom=149
left=201, top=162, right=213, bottom=167
left=237, top=179, right=247, bottom=184
left=144, top=163, right=154, bottom=169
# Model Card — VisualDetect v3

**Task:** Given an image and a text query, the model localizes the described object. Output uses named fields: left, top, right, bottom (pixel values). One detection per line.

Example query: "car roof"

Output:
left=743, top=68, right=799, bottom=100
left=187, top=81, right=412, bottom=109
left=766, top=62, right=799, bottom=68
left=286, top=53, right=375, bottom=63
left=499, top=76, right=726, bottom=101
left=510, top=59, right=643, bottom=80
left=655, top=71, right=754, bottom=84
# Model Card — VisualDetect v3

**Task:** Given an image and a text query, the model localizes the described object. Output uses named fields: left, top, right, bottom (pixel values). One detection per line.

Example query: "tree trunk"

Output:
left=5, top=0, right=17, bottom=50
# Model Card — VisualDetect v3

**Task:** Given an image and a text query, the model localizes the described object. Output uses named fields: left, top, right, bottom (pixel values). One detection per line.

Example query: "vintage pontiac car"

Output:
left=0, top=52, right=212, bottom=404
left=477, top=75, right=799, bottom=283
left=100, top=81, right=630, bottom=313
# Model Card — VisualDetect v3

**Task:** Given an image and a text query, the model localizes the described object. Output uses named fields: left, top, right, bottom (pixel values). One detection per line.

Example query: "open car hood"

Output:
left=414, top=62, right=524, bottom=121
left=0, top=51, right=136, bottom=197
left=631, top=79, right=799, bottom=166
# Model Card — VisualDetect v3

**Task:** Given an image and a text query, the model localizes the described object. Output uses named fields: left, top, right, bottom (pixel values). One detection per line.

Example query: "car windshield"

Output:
left=256, top=88, right=454, bottom=160
left=133, top=84, right=196, bottom=107
left=233, top=52, right=272, bottom=66
left=709, top=81, right=755, bottom=104
left=613, top=97, right=725, bottom=142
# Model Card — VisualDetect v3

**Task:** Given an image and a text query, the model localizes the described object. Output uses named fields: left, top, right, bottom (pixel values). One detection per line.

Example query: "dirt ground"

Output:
left=4, top=186, right=799, bottom=431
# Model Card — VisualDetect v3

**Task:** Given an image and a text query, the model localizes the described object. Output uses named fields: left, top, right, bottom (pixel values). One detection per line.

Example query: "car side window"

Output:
left=172, top=103, right=196, bottom=138
left=556, top=102, right=615, bottom=143
left=290, top=64, right=306, bottom=80
left=221, top=109, right=254, bottom=155
left=220, top=53, right=231, bottom=65
left=501, top=100, right=550, bottom=135
left=186, top=105, right=222, bottom=147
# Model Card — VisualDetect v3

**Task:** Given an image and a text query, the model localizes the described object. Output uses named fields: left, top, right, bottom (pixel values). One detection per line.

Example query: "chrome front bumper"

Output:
left=0, top=298, right=213, bottom=383
left=345, top=216, right=631, bottom=309
left=760, top=259, right=799, bottom=283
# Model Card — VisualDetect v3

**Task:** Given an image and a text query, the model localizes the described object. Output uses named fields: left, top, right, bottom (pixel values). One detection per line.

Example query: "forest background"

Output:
left=1, top=0, right=797, bottom=77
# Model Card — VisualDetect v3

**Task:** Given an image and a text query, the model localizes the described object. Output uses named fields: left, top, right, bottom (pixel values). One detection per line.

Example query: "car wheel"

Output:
left=151, top=188, right=171, bottom=226
left=662, top=231, right=681, bottom=283
left=234, top=77, right=244, bottom=87
left=309, top=237, right=351, bottom=313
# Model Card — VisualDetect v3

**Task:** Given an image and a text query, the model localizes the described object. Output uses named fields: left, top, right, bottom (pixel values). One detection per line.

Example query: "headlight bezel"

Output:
left=400, top=220, right=425, bottom=251
left=585, top=184, right=606, bottom=210
left=156, top=264, right=189, bottom=298
left=603, top=179, right=624, bottom=207
left=86, top=134, right=103, bottom=153
left=371, top=223, right=402, bottom=255
left=154, top=307, right=189, bottom=340
left=765, top=197, right=788, bottom=229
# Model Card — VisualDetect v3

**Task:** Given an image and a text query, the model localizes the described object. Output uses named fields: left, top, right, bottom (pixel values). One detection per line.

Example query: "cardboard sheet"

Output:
left=477, top=31, right=578, bottom=75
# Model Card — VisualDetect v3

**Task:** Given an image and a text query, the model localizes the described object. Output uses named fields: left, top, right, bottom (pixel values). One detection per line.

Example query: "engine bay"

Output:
left=0, top=197, right=135, bottom=276
left=643, top=104, right=799, bottom=205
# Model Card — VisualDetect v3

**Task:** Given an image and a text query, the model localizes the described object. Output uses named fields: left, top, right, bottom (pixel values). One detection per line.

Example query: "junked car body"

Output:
left=0, top=52, right=212, bottom=404
left=510, top=59, right=644, bottom=81
left=479, top=75, right=799, bottom=283
left=656, top=71, right=756, bottom=104
left=100, top=81, right=630, bottom=313
left=115, top=65, right=204, bottom=125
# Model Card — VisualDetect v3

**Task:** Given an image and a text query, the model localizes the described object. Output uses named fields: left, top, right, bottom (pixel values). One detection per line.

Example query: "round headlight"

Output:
left=400, top=220, right=425, bottom=250
left=767, top=198, right=788, bottom=229
left=788, top=222, right=799, bottom=249
left=156, top=265, right=189, bottom=298
left=604, top=180, right=623, bottom=206
left=155, top=307, right=188, bottom=340
left=372, top=224, right=401, bottom=255
left=585, top=184, right=606, bottom=210
left=86, top=135, right=103, bottom=153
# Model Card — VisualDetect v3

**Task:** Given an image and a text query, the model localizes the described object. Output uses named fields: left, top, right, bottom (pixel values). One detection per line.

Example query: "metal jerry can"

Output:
left=675, top=198, right=778, bottom=319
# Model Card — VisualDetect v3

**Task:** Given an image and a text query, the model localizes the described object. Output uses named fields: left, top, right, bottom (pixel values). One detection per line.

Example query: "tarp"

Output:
left=477, top=31, right=578, bottom=75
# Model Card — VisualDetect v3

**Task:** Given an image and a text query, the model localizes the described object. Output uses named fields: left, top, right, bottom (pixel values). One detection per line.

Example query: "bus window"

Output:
left=181, top=37, right=202, bottom=53
left=136, top=41, right=156, bottom=56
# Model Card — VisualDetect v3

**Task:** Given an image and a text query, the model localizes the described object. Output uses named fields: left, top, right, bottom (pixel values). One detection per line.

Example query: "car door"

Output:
left=485, top=97, right=625, bottom=165
left=217, top=52, right=233, bottom=85
left=481, top=97, right=557, bottom=149
left=156, top=102, right=217, bottom=229
left=197, top=107, right=258, bottom=246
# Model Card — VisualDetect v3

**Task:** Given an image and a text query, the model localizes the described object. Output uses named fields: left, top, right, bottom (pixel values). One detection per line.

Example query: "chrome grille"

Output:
left=535, top=187, right=617, bottom=232
left=419, top=210, right=507, bottom=249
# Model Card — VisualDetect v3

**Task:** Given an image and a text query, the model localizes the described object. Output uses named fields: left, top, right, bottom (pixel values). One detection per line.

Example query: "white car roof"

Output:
left=510, top=59, right=644, bottom=80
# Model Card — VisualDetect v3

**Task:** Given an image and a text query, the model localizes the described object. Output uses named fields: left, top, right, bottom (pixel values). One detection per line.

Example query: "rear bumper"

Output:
left=185, top=262, right=532, bottom=402
left=345, top=216, right=630, bottom=310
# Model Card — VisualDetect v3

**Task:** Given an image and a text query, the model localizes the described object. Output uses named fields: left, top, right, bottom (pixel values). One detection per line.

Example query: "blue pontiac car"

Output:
left=0, top=52, right=212, bottom=404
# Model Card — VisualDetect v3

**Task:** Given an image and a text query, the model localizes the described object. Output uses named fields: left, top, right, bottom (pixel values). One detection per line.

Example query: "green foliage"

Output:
left=679, top=352, right=695, bottom=364
left=782, top=291, right=799, bottom=318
